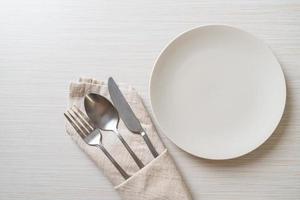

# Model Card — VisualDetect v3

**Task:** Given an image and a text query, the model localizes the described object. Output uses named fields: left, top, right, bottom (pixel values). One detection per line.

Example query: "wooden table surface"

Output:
left=0, top=0, right=299, bottom=199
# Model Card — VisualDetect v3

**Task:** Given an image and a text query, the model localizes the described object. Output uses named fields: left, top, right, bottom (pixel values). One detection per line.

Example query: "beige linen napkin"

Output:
left=65, top=77, right=192, bottom=200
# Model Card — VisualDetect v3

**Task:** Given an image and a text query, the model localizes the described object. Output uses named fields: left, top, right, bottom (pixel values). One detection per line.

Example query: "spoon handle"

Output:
left=115, top=130, right=144, bottom=169
left=141, top=131, right=159, bottom=158
left=96, top=144, right=130, bottom=179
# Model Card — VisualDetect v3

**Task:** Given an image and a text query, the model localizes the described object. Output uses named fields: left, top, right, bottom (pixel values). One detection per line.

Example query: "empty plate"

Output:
left=150, top=25, right=286, bottom=160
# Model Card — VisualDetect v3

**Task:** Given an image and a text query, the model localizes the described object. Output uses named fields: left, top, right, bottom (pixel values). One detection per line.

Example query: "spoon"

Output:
left=84, top=93, right=144, bottom=169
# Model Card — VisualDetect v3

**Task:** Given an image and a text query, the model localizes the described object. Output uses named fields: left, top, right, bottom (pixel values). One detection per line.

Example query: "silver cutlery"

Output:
left=64, top=105, right=130, bottom=179
left=84, top=93, right=144, bottom=169
left=108, top=77, right=159, bottom=158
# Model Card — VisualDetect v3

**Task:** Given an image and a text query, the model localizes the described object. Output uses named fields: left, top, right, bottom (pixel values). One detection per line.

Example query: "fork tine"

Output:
left=67, top=110, right=90, bottom=136
left=64, top=112, right=86, bottom=138
left=73, top=105, right=95, bottom=128
left=71, top=105, right=94, bottom=131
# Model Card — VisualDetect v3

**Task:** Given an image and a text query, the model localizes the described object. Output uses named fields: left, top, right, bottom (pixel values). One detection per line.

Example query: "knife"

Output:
left=108, top=77, right=159, bottom=158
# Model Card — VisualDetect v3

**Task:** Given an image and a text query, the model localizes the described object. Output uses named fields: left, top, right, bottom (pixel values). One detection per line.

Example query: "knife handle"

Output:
left=141, top=131, right=159, bottom=158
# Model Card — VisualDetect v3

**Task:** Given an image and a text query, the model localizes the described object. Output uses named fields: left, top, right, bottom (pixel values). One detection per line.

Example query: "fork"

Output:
left=64, top=105, right=130, bottom=180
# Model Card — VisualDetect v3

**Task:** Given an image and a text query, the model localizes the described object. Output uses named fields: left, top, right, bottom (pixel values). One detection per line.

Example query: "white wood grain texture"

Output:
left=0, top=0, right=299, bottom=199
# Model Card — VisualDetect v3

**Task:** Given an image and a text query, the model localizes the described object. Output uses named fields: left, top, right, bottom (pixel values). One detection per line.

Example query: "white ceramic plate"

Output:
left=150, top=25, right=286, bottom=160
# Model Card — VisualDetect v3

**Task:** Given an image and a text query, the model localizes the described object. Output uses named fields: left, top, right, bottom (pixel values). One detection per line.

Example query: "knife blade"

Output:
left=108, top=77, right=143, bottom=133
left=108, top=77, right=159, bottom=157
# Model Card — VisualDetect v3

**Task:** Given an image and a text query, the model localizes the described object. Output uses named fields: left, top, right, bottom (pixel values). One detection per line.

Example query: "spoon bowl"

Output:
left=84, top=93, right=119, bottom=132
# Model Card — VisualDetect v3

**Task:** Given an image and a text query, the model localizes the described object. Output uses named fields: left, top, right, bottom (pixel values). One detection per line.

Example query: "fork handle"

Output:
left=115, top=130, right=144, bottom=169
left=96, top=144, right=130, bottom=180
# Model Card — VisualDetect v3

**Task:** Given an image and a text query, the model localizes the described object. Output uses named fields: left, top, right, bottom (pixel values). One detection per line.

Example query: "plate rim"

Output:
left=148, top=24, right=286, bottom=160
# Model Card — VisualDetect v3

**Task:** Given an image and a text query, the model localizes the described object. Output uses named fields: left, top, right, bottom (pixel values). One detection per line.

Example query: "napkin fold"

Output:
left=65, top=78, right=192, bottom=200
